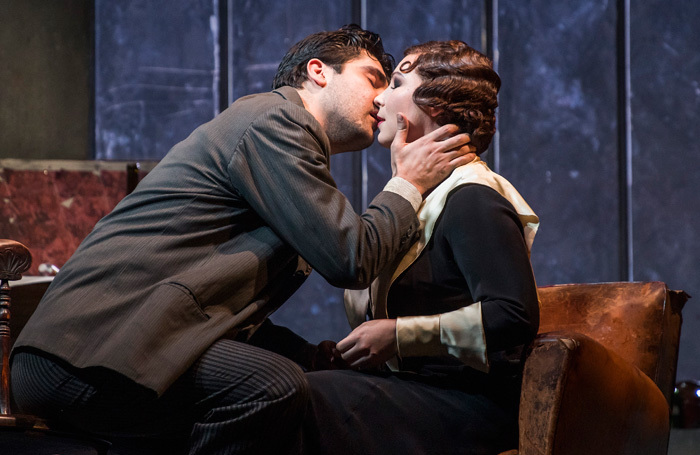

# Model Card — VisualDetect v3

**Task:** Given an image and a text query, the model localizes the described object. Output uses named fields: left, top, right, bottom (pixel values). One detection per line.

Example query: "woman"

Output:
left=304, top=41, right=540, bottom=454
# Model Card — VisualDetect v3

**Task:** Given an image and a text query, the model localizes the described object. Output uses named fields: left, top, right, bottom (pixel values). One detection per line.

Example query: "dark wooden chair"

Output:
left=0, top=239, right=111, bottom=455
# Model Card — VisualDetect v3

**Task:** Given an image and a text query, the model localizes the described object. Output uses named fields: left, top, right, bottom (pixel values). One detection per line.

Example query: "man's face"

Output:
left=320, top=51, right=388, bottom=154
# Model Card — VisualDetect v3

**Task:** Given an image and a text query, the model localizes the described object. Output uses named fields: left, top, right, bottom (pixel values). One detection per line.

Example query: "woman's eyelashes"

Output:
left=390, top=74, right=402, bottom=89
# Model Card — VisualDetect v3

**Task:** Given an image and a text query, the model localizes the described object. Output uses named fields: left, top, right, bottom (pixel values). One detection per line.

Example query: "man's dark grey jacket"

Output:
left=13, top=86, right=419, bottom=395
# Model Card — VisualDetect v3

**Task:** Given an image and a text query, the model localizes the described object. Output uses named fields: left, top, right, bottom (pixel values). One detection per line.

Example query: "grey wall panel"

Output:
left=498, top=0, right=620, bottom=286
left=630, top=1, right=700, bottom=380
left=228, top=0, right=353, bottom=101
left=363, top=0, right=485, bottom=203
left=94, top=0, right=217, bottom=160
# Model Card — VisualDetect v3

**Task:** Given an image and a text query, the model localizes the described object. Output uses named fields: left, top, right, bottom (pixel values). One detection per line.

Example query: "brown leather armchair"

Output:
left=515, top=282, right=689, bottom=455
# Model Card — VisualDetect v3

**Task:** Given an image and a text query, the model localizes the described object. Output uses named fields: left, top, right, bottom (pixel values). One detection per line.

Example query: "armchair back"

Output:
left=537, top=282, right=688, bottom=405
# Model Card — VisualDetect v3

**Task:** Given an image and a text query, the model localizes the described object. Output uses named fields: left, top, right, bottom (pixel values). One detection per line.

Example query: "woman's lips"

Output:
left=371, top=112, right=384, bottom=130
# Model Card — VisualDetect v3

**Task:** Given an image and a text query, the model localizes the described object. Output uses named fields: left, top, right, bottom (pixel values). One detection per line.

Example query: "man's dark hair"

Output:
left=272, top=24, right=394, bottom=89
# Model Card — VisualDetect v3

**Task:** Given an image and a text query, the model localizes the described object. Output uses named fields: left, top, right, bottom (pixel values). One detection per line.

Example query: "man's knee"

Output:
left=198, top=339, right=311, bottom=414
left=269, top=358, right=310, bottom=409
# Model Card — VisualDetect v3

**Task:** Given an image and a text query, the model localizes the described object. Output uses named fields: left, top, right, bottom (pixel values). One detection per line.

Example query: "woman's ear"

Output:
left=306, top=58, right=328, bottom=88
left=427, top=106, right=443, bottom=118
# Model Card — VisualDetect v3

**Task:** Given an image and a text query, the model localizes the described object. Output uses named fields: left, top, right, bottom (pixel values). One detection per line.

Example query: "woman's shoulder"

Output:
left=434, top=184, right=526, bottom=249
left=437, top=183, right=524, bottom=236
left=444, top=183, right=518, bottom=214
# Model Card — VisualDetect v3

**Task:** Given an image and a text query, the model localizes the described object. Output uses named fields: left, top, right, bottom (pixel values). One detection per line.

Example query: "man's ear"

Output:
left=306, top=58, right=328, bottom=88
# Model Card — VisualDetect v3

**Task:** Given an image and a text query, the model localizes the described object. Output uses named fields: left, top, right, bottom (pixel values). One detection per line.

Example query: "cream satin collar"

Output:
left=390, top=157, right=540, bottom=284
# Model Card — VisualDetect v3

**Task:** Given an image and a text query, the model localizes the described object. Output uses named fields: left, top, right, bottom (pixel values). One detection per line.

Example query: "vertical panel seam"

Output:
left=89, top=0, right=96, bottom=158
left=617, top=0, right=633, bottom=281
left=483, top=0, right=499, bottom=172
left=216, top=0, right=229, bottom=115
left=491, top=0, right=500, bottom=173
left=349, top=0, right=368, bottom=212
left=360, top=0, right=369, bottom=211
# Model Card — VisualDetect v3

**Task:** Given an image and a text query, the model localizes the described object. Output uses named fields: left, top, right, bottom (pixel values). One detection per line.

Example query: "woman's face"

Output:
left=374, top=54, right=440, bottom=148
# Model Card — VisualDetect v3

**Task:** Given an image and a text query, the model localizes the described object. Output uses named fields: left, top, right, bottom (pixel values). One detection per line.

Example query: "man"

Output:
left=11, top=25, right=473, bottom=454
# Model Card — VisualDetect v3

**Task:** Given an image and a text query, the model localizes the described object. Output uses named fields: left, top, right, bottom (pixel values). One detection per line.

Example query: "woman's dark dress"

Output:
left=304, top=183, right=539, bottom=455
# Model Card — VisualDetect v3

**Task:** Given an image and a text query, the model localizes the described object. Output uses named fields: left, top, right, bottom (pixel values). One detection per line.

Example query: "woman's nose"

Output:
left=374, top=90, right=385, bottom=107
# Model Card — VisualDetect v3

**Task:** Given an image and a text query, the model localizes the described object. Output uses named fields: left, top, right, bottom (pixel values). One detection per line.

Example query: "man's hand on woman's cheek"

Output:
left=392, top=113, right=477, bottom=196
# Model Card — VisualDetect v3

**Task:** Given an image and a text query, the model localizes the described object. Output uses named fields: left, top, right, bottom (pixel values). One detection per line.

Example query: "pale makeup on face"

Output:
left=374, top=54, right=441, bottom=148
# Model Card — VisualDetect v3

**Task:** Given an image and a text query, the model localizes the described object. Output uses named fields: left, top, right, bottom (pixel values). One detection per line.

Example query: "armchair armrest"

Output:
left=518, top=331, right=670, bottom=455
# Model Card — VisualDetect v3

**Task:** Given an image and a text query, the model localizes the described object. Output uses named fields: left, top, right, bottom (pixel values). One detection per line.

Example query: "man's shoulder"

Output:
left=227, top=88, right=328, bottom=150
left=230, top=87, right=304, bottom=116
left=192, top=88, right=309, bottom=145
left=216, top=88, right=315, bottom=133
left=234, top=90, right=284, bottom=107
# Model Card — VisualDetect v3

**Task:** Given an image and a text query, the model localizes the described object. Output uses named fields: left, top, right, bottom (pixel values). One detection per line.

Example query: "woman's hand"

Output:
left=336, top=319, right=398, bottom=369
left=392, top=113, right=476, bottom=195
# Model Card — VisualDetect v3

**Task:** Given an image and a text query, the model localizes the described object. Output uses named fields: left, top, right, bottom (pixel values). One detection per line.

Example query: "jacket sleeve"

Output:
left=395, top=184, right=539, bottom=372
left=228, top=104, right=420, bottom=289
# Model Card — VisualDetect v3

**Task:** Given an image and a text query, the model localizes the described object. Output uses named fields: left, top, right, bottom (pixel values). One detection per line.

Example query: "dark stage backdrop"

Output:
left=90, top=0, right=700, bottom=380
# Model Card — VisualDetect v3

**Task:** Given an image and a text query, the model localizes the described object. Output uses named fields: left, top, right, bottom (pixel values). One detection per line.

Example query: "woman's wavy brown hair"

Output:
left=402, top=41, right=501, bottom=155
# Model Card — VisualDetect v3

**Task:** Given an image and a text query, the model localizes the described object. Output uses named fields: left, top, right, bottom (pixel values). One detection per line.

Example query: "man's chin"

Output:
left=330, top=133, right=375, bottom=154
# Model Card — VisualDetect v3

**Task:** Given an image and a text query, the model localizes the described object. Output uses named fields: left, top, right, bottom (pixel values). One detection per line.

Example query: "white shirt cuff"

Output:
left=439, top=302, right=489, bottom=372
left=395, top=302, right=490, bottom=373
left=396, top=314, right=447, bottom=357
left=383, top=177, right=422, bottom=212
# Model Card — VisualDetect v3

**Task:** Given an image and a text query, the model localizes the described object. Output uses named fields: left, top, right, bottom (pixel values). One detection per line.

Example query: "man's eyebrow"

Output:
left=364, top=66, right=388, bottom=86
